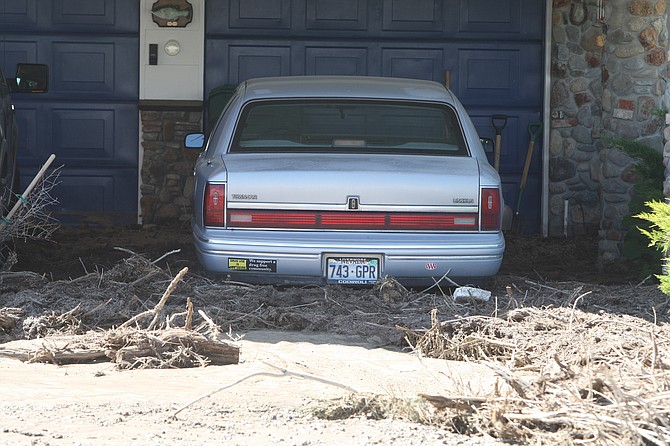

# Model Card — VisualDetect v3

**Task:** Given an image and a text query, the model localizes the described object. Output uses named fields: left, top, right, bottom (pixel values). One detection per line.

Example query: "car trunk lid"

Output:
left=224, top=153, right=480, bottom=209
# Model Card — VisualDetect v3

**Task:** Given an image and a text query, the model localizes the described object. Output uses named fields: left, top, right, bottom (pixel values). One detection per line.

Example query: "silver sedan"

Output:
left=186, top=76, right=505, bottom=286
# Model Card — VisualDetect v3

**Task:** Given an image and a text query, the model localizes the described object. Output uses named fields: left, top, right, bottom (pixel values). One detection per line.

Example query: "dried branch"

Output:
left=148, top=267, right=188, bottom=330
left=172, top=360, right=358, bottom=419
left=118, top=266, right=188, bottom=330
left=0, top=164, right=61, bottom=246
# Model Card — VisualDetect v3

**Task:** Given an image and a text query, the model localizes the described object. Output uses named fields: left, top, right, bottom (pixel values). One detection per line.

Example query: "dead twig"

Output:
left=171, top=360, right=358, bottom=419
left=152, top=249, right=181, bottom=265
left=197, top=309, right=220, bottom=338
left=148, top=267, right=188, bottom=330
left=568, top=290, right=592, bottom=331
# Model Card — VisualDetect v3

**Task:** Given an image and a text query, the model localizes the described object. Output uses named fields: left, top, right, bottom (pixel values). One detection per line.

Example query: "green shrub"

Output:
left=636, top=200, right=670, bottom=295
left=607, top=137, right=665, bottom=279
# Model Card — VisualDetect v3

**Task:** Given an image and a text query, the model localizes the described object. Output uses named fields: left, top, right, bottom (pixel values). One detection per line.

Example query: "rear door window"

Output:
left=230, top=99, right=469, bottom=156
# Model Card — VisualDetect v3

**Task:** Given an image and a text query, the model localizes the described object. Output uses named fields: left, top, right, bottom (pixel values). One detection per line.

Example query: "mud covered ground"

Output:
left=12, top=222, right=636, bottom=285
left=2, top=224, right=669, bottom=445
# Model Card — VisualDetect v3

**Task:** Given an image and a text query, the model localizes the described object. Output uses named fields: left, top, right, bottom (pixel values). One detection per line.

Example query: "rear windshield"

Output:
left=230, top=99, right=468, bottom=156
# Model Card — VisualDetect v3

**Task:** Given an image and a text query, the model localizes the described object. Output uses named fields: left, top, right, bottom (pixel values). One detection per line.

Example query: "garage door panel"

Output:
left=228, top=45, right=291, bottom=84
left=509, top=175, right=541, bottom=230
left=207, top=0, right=539, bottom=40
left=381, top=48, right=443, bottom=81
left=205, top=2, right=228, bottom=36
left=458, top=0, right=543, bottom=38
left=205, top=41, right=229, bottom=91
left=457, top=48, right=520, bottom=106
left=53, top=0, right=116, bottom=26
left=53, top=42, right=116, bottom=95
left=50, top=37, right=138, bottom=99
left=306, top=0, right=367, bottom=31
left=1, top=0, right=138, bottom=33
left=455, top=45, right=542, bottom=107
left=13, top=106, right=38, bottom=161
left=229, top=0, right=291, bottom=29
left=2, top=40, right=39, bottom=74
left=0, top=0, right=38, bottom=26
left=20, top=167, right=137, bottom=225
left=306, top=47, right=368, bottom=75
left=53, top=109, right=116, bottom=161
left=4, top=36, right=138, bottom=100
left=15, top=101, right=137, bottom=168
left=495, top=170, right=541, bottom=230
left=459, top=0, right=520, bottom=33
left=382, top=0, right=443, bottom=32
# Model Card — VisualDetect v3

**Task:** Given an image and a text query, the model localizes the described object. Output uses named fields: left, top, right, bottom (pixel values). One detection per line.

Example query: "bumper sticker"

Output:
left=228, top=258, right=277, bottom=273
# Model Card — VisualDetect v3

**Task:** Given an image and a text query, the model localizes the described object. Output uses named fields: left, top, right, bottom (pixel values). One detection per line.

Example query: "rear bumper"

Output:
left=193, top=225, right=505, bottom=286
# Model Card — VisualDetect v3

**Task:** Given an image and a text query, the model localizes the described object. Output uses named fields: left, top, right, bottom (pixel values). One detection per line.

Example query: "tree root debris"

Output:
left=401, top=294, right=670, bottom=445
left=0, top=265, right=239, bottom=369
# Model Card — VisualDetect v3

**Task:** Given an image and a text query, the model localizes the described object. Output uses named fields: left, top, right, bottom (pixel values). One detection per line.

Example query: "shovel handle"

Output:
left=515, top=141, right=535, bottom=216
left=494, top=134, right=502, bottom=171
left=519, top=121, right=543, bottom=189
left=491, top=115, right=506, bottom=172
left=516, top=122, right=542, bottom=213
left=519, top=141, right=536, bottom=190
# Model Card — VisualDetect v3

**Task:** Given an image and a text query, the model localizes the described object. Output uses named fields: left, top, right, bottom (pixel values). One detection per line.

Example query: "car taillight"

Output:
left=204, top=183, right=225, bottom=227
left=227, top=210, right=479, bottom=230
left=480, top=188, right=501, bottom=231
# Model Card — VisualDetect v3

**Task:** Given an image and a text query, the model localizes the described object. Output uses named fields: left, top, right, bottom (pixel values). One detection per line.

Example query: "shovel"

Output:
left=515, top=121, right=543, bottom=220
left=491, top=115, right=507, bottom=171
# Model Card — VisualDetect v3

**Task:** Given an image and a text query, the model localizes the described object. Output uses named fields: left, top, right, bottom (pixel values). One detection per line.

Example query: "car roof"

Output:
left=240, top=76, right=455, bottom=103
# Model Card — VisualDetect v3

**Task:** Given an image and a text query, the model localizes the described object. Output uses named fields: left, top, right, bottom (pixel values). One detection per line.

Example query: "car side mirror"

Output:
left=185, top=133, right=206, bottom=150
left=13, top=64, right=49, bottom=93
left=480, top=137, right=494, bottom=154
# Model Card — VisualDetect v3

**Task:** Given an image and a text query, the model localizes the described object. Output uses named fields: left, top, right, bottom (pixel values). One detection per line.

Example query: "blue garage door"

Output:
left=0, top=0, right=139, bottom=224
left=205, top=0, right=545, bottom=232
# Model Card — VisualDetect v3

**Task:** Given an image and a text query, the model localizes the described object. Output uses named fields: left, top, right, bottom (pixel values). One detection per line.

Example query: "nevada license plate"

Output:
left=326, top=256, right=380, bottom=285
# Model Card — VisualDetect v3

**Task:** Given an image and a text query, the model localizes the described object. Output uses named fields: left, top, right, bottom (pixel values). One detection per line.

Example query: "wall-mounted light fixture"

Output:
left=164, top=39, right=181, bottom=56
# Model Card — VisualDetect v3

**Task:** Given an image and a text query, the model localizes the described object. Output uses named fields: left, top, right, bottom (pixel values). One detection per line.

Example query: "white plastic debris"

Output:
left=452, top=286, right=491, bottom=303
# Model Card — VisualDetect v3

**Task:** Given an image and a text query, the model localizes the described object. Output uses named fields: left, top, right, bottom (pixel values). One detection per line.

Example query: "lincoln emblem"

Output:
left=347, top=196, right=359, bottom=210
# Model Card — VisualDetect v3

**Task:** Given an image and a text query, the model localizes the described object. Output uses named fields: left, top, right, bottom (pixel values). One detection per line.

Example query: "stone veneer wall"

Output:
left=139, top=103, right=202, bottom=225
left=550, top=0, right=667, bottom=268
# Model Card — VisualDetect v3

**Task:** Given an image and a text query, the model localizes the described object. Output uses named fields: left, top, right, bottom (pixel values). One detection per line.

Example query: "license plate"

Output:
left=326, top=256, right=380, bottom=285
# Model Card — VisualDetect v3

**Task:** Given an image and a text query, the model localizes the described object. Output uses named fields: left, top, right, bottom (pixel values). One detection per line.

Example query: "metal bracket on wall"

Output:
left=596, top=0, right=605, bottom=23
left=569, top=0, right=588, bottom=26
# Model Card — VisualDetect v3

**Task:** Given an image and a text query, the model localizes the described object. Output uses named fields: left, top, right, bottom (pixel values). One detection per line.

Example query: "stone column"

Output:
left=549, top=0, right=606, bottom=237
left=597, top=0, right=666, bottom=268
left=139, top=102, right=203, bottom=225
left=549, top=0, right=667, bottom=270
